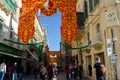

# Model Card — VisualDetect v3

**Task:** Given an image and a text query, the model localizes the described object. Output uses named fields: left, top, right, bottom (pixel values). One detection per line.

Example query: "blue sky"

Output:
left=40, top=9, right=61, bottom=51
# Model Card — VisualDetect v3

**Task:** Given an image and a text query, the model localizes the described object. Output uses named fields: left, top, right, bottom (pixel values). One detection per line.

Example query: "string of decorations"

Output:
left=60, top=42, right=88, bottom=49
left=4, top=38, right=44, bottom=46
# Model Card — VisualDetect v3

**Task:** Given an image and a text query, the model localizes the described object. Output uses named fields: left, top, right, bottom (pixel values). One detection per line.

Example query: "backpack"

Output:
left=100, top=64, right=106, bottom=74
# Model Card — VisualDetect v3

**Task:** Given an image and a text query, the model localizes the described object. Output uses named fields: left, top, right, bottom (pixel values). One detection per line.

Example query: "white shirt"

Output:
left=0, top=63, right=6, bottom=73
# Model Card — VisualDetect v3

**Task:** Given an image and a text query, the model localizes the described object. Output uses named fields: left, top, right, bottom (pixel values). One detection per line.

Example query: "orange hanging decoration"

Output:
left=40, top=0, right=58, bottom=16
left=18, top=0, right=42, bottom=44
left=18, top=0, right=78, bottom=44
left=58, top=0, right=78, bottom=44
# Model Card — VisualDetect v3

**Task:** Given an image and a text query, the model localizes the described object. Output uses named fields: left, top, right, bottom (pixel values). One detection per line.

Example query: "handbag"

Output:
left=52, top=77, right=57, bottom=80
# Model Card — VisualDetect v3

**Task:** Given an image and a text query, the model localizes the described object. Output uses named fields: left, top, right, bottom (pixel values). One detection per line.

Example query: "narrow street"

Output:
left=2, top=0, right=119, bottom=80
left=23, top=72, right=91, bottom=80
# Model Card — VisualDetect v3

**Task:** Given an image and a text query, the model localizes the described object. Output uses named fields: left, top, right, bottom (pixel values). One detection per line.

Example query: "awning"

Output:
left=0, top=51, right=26, bottom=59
left=25, top=46, right=38, bottom=61
left=0, top=51, right=34, bottom=61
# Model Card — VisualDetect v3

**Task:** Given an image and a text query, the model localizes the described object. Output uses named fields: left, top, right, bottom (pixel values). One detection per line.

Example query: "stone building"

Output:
left=0, top=0, right=24, bottom=64
left=76, top=0, right=120, bottom=80
left=0, top=0, right=47, bottom=74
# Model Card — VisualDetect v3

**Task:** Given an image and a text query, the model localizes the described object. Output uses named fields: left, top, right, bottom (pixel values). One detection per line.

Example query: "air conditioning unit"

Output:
left=116, top=0, right=120, bottom=3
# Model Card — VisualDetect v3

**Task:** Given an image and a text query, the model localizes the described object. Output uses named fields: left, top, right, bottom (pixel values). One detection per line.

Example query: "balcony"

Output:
left=82, top=41, right=91, bottom=53
left=90, top=33, right=103, bottom=47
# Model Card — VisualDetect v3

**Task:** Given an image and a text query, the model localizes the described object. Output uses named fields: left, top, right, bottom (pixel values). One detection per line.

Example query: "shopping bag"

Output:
left=52, top=77, right=57, bottom=80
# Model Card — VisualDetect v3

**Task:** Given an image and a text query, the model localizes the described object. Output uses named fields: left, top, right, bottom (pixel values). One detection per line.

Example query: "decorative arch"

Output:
left=18, top=0, right=78, bottom=44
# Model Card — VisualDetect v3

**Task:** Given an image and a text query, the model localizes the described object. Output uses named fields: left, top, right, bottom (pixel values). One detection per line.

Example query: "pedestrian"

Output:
left=78, top=64, right=83, bottom=80
left=8, top=65, right=13, bottom=80
left=65, top=64, right=70, bottom=80
left=52, top=64, right=57, bottom=80
left=0, top=61, right=7, bottom=80
left=40, top=64, right=47, bottom=80
left=88, top=64, right=92, bottom=78
left=18, top=64, right=24, bottom=80
left=12, top=62, right=18, bottom=80
left=46, top=62, right=53, bottom=80
left=73, top=65, right=78, bottom=80
left=70, top=65, right=78, bottom=80
left=93, top=56, right=106, bottom=80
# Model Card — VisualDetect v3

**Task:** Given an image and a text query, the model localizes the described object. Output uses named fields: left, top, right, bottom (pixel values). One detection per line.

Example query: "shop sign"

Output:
left=0, top=43, right=22, bottom=56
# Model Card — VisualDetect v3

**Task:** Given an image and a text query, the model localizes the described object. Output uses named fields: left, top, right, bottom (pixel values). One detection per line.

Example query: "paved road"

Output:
left=23, top=73, right=91, bottom=80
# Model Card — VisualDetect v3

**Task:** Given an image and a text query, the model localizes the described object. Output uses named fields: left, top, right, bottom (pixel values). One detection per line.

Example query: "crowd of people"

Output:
left=31, top=62, right=58, bottom=80
left=65, top=63, right=84, bottom=80
left=64, top=56, right=106, bottom=80
left=0, top=61, right=58, bottom=80
left=0, top=61, right=24, bottom=80
left=0, top=56, right=106, bottom=80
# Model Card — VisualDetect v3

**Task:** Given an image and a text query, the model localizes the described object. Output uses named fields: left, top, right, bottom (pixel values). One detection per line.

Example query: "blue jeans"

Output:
left=0, top=71, right=5, bottom=80
left=12, top=73, right=17, bottom=80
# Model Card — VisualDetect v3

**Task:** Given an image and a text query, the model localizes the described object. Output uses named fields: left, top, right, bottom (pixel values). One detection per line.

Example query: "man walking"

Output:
left=12, top=62, right=18, bottom=80
left=93, top=56, right=106, bottom=80
left=0, top=61, right=6, bottom=80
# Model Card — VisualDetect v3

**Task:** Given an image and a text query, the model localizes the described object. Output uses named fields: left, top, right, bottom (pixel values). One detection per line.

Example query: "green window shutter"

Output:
left=0, top=19, right=3, bottom=28
left=0, top=19, right=3, bottom=35
left=4, top=0, right=15, bottom=11
left=89, top=0, right=93, bottom=12
left=0, top=22, right=3, bottom=29
left=94, top=0, right=99, bottom=7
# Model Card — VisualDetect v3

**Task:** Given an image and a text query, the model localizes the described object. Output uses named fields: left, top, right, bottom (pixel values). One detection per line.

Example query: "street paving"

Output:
left=23, top=73, right=91, bottom=80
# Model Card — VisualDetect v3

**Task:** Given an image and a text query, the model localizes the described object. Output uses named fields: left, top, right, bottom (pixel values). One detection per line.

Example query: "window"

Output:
left=94, top=0, right=99, bottom=7
left=89, top=0, right=93, bottom=12
left=84, top=0, right=88, bottom=18
left=96, top=23, right=100, bottom=33
left=0, top=19, right=3, bottom=37
left=87, top=32, right=90, bottom=41
left=87, top=32, right=91, bottom=45
left=89, top=0, right=99, bottom=12
left=10, top=31, right=13, bottom=39
left=17, top=38, right=21, bottom=47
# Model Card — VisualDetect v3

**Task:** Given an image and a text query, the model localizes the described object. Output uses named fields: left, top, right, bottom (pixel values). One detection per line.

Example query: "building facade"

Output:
left=0, top=0, right=25, bottom=65
left=76, top=0, right=120, bottom=80
left=0, top=0, right=47, bottom=74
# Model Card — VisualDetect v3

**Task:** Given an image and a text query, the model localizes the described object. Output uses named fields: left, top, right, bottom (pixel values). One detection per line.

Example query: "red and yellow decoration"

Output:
left=18, top=0, right=78, bottom=44
left=58, top=0, right=78, bottom=44
left=40, top=0, right=58, bottom=16
left=18, top=0, right=42, bottom=44
left=47, top=51, right=60, bottom=63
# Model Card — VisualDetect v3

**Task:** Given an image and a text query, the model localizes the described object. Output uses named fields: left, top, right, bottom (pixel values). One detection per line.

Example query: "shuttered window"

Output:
left=0, top=19, right=3, bottom=27
left=0, top=19, right=3, bottom=36
left=94, top=0, right=99, bottom=7
left=89, top=0, right=93, bottom=12
left=84, top=0, right=88, bottom=18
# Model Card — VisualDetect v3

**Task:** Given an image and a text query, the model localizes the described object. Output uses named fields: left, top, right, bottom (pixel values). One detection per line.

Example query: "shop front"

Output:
left=0, top=42, right=25, bottom=66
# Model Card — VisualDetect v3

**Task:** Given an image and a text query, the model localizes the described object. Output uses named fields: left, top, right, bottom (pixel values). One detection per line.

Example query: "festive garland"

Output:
left=60, top=42, right=88, bottom=49
left=4, top=39, right=44, bottom=46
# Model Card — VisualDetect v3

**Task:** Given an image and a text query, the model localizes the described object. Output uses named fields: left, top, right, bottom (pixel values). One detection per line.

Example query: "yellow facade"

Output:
left=76, top=0, right=120, bottom=80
